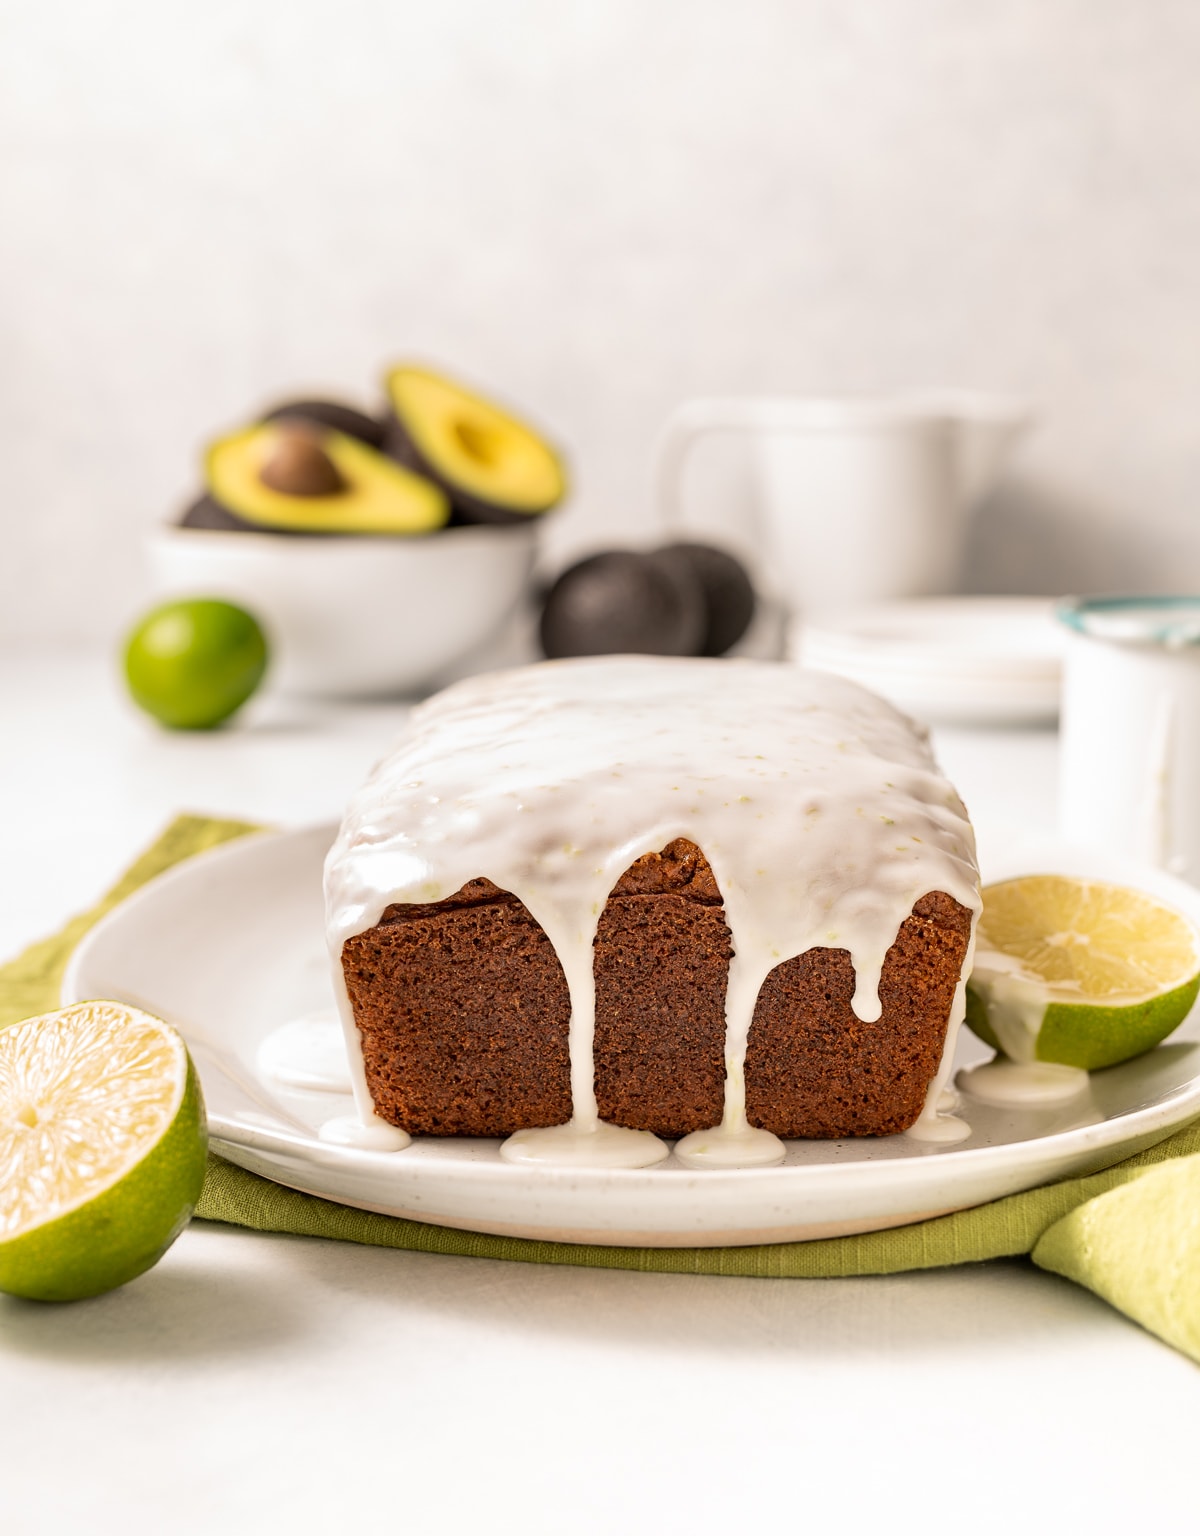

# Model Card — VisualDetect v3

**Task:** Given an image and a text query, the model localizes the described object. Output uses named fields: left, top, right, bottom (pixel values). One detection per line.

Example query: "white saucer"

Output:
left=793, top=596, right=1063, bottom=726
left=61, top=824, right=1200, bottom=1247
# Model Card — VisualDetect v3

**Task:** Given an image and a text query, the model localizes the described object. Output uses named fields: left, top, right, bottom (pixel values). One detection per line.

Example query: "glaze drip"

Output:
left=325, top=657, right=981, bottom=1166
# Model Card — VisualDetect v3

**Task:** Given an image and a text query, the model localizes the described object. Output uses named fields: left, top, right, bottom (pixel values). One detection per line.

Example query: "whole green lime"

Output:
left=124, top=598, right=268, bottom=729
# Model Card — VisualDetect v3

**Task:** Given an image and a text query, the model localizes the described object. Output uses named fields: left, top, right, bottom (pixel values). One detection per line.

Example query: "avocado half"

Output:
left=203, top=420, right=449, bottom=536
left=383, top=365, right=567, bottom=525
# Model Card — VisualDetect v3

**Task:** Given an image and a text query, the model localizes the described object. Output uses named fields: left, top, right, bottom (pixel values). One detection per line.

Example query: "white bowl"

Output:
left=147, top=523, right=538, bottom=698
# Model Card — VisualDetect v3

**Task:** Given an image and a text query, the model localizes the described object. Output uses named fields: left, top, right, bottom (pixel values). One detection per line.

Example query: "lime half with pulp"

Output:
left=0, top=1001, right=207, bottom=1302
left=966, top=875, right=1200, bottom=1071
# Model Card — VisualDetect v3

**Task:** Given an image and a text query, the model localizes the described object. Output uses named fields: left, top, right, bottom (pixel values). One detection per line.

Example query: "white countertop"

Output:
left=1, top=650, right=1195, bottom=1534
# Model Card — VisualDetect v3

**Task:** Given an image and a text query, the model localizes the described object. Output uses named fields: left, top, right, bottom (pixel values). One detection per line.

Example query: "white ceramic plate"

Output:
left=793, top=596, right=1064, bottom=726
left=62, top=825, right=1200, bottom=1247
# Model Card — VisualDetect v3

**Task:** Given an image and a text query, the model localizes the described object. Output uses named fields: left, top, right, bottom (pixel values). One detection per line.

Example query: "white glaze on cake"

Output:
left=324, top=657, right=981, bottom=1165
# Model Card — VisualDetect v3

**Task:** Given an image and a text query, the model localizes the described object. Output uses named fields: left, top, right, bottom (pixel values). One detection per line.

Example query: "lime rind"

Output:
left=1035, top=974, right=1200, bottom=1071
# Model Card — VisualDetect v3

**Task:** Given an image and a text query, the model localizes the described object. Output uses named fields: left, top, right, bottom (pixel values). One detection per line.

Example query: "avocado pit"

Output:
left=260, top=425, right=347, bottom=498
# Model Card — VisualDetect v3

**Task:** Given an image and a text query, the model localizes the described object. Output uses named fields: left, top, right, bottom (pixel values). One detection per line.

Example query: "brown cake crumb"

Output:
left=340, top=841, right=971, bottom=1139
left=744, top=890, right=973, bottom=1136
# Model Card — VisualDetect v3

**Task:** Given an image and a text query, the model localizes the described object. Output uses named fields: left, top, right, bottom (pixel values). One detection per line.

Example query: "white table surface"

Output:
left=1, top=649, right=1196, bottom=1534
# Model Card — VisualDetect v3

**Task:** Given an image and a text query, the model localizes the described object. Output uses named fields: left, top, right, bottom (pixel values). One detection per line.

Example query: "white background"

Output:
left=5, top=0, right=1200, bottom=644
left=6, top=17, right=1200, bottom=1522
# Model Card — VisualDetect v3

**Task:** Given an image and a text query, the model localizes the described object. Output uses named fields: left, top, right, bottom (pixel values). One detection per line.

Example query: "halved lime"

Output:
left=966, top=875, right=1200, bottom=1071
left=0, top=1001, right=207, bottom=1302
left=123, top=598, right=268, bottom=730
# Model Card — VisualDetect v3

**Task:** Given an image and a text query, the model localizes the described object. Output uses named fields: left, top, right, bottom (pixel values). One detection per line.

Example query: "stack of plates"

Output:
left=791, top=596, right=1064, bottom=727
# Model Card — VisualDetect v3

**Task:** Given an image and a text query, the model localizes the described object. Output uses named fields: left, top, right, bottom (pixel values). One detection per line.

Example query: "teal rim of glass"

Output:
left=1056, top=595, right=1200, bottom=647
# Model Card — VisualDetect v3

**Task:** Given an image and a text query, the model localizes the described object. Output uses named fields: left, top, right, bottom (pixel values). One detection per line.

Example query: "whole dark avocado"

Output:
left=653, top=541, right=756, bottom=656
left=539, top=550, right=705, bottom=659
left=180, top=494, right=269, bottom=534
left=261, top=398, right=386, bottom=450
left=384, top=364, right=567, bottom=526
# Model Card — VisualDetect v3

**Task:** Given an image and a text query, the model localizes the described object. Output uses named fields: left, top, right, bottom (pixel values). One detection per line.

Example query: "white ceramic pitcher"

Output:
left=655, top=391, right=1030, bottom=615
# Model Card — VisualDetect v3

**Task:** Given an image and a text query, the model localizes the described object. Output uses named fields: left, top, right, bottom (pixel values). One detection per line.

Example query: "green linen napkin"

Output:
left=5, top=816, right=1200, bottom=1361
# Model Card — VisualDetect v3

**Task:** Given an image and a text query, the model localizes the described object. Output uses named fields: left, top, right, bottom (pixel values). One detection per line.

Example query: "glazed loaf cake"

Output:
left=325, top=657, right=980, bottom=1168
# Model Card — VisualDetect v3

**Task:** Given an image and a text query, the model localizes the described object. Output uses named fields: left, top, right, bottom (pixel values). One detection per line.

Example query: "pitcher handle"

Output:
left=654, top=398, right=783, bottom=531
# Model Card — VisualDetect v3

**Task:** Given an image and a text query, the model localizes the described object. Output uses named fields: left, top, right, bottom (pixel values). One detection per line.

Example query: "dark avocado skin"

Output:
left=178, top=493, right=336, bottom=537
left=261, top=399, right=386, bottom=451
left=539, top=550, right=706, bottom=659
left=653, top=542, right=756, bottom=656
left=179, top=493, right=257, bottom=533
left=383, top=414, right=542, bottom=527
